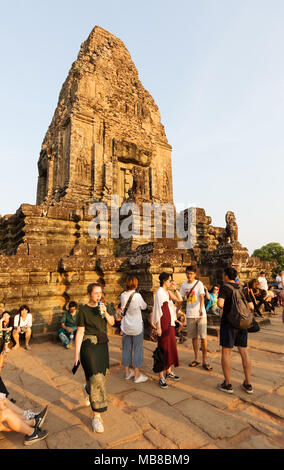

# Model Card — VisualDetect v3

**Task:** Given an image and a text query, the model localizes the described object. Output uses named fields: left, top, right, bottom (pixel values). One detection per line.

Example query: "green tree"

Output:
left=252, top=243, right=284, bottom=275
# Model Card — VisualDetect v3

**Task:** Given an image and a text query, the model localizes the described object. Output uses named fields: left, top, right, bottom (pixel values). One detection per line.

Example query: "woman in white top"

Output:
left=120, top=276, right=148, bottom=384
left=12, top=305, right=32, bottom=351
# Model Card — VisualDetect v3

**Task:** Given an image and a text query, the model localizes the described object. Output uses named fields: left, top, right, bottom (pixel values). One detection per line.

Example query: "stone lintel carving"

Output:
left=113, top=139, right=152, bottom=167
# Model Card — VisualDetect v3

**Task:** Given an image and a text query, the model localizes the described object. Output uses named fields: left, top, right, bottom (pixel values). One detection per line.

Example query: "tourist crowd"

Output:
left=0, top=267, right=283, bottom=442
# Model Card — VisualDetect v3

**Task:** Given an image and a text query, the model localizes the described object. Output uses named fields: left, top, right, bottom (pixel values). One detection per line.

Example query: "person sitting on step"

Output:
left=58, top=301, right=78, bottom=349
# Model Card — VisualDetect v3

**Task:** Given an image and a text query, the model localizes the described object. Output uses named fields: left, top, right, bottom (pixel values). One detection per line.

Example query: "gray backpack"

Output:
left=224, top=283, right=253, bottom=330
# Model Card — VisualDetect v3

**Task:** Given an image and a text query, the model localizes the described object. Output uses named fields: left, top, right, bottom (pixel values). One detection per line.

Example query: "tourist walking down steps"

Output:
left=153, top=272, right=183, bottom=389
left=74, top=282, right=115, bottom=434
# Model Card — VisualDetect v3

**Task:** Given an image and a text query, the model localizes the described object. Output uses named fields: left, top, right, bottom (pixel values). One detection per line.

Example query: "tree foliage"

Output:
left=252, top=243, right=284, bottom=274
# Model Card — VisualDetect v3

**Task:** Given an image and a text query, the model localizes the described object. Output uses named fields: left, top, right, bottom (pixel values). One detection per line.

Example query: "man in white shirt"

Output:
left=180, top=266, right=212, bottom=371
left=276, top=274, right=282, bottom=289
left=258, top=272, right=268, bottom=292
left=12, top=305, right=32, bottom=351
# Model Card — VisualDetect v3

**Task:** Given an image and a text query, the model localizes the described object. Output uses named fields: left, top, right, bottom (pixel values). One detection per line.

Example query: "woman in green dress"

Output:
left=74, top=282, right=115, bottom=433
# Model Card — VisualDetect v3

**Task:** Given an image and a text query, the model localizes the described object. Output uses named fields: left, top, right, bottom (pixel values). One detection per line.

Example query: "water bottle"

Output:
left=69, top=332, right=74, bottom=346
left=98, top=301, right=105, bottom=318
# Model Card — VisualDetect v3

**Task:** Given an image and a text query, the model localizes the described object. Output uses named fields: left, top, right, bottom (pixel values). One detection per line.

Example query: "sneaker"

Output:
left=134, top=374, right=148, bottom=384
left=24, top=427, right=48, bottom=446
left=166, top=372, right=180, bottom=381
left=217, top=381, right=234, bottom=394
left=34, top=406, right=48, bottom=429
left=83, top=384, right=90, bottom=407
left=125, top=370, right=135, bottom=380
left=92, top=415, right=104, bottom=433
left=242, top=381, right=253, bottom=394
left=11, top=345, right=19, bottom=351
left=65, top=344, right=72, bottom=349
left=25, top=344, right=31, bottom=351
left=159, top=378, right=168, bottom=389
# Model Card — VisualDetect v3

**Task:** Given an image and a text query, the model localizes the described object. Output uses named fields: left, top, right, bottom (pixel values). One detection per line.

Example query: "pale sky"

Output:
left=0, top=0, right=283, bottom=254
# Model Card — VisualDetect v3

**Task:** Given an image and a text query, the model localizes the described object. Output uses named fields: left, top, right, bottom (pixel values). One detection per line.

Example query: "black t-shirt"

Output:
left=219, top=282, right=251, bottom=326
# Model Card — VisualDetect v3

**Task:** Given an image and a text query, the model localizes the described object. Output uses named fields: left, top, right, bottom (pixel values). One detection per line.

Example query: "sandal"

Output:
left=202, top=363, right=213, bottom=371
left=189, top=361, right=200, bottom=367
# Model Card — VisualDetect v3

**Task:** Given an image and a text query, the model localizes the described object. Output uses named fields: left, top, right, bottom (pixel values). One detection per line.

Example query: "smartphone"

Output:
left=72, top=361, right=80, bottom=375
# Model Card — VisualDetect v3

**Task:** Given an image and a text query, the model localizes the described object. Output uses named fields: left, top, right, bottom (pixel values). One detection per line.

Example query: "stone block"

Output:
left=139, top=401, right=208, bottom=448
left=0, top=274, right=10, bottom=287
left=175, top=398, right=249, bottom=439
left=144, top=429, right=178, bottom=449
left=112, top=438, right=155, bottom=449
left=4, top=287, right=23, bottom=300
left=29, top=273, right=49, bottom=285
left=90, top=403, right=142, bottom=448
left=254, top=394, right=284, bottom=419
left=130, top=378, right=190, bottom=406
left=21, top=283, right=39, bottom=297
left=239, top=435, right=279, bottom=449
left=107, top=374, right=136, bottom=395
left=46, top=426, right=101, bottom=449
left=10, top=273, right=29, bottom=285
left=123, top=391, right=160, bottom=408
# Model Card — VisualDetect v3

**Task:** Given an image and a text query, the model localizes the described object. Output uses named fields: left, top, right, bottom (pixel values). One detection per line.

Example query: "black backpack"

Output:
left=152, top=346, right=164, bottom=373
left=224, top=283, right=253, bottom=330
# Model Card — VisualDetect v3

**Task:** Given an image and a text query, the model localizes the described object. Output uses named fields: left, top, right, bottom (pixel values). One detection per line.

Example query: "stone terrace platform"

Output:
left=1, top=312, right=283, bottom=450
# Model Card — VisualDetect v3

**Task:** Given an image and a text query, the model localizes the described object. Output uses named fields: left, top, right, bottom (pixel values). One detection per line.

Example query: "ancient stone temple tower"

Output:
left=0, top=26, right=275, bottom=337
left=37, top=26, right=173, bottom=208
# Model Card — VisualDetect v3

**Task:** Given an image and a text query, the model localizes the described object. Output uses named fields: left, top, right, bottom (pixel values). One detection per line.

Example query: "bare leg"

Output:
left=192, top=337, right=199, bottom=362
left=0, top=408, right=34, bottom=435
left=0, top=352, right=5, bottom=369
left=238, top=347, right=251, bottom=385
left=221, top=347, right=232, bottom=385
left=134, top=368, right=140, bottom=379
left=12, top=330, right=20, bottom=350
left=2, top=399, right=35, bottom=426
left=201, top=338, right=207, bottom=364
left=25, top=329, right=32, bottom=347
left=4, top=399, right=24, bottom=416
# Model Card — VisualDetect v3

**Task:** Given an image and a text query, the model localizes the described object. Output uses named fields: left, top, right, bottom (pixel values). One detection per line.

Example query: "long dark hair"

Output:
left=209, top=286, right=219, bottom=294
left=19, top=305, right=30, bottom=317
left=159, top=272, right=171, bottom=287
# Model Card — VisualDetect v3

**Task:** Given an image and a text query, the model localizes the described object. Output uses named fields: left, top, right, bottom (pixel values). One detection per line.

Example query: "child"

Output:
left=175, top=310, right=187, bottom=344
left=0, top=312, right=13, bottom=353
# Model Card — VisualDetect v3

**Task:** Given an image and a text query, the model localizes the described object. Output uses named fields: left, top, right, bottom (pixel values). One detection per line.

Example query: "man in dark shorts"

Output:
left=217, top=267, right=254, bottom=394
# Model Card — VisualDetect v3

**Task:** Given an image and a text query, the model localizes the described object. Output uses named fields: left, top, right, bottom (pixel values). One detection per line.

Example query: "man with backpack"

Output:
left=217, top=267, right=254, bottom=394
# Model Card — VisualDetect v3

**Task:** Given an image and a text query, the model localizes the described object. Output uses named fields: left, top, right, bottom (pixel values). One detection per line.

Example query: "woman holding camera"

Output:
left=74, top=282, right=115, bottom=434
left=153, top=272, right=183, bottom=389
